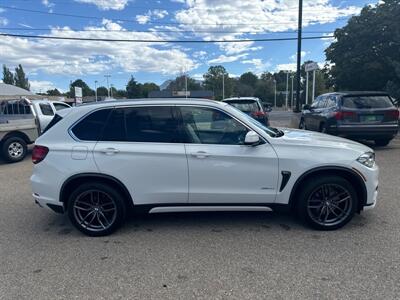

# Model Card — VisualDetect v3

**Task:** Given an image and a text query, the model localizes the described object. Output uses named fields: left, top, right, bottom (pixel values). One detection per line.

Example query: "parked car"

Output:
left=222, top=97, right=270, bottom=126
left=299, top=92, right=399, bottom=146
left=0, top=98, right=70, bottom=162
left=31, top=98, right=378, bottom=236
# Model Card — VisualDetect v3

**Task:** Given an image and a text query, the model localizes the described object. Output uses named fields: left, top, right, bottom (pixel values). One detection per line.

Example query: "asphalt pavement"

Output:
left=0, top=115, right=399, bottom=299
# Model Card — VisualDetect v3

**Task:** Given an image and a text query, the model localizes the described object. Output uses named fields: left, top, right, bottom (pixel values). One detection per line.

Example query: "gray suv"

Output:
left=300, top=92, right=399, bottom=146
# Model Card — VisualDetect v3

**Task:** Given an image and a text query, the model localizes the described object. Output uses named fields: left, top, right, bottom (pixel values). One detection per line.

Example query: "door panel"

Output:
left=185, top=143, right=279, bottom=204
left=93, top=142, right=188, bottom=205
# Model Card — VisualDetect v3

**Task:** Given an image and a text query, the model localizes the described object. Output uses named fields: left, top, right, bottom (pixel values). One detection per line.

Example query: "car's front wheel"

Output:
left=67, top=182, right=127, bottom=236
left=297, top=176, right=357, bottom=230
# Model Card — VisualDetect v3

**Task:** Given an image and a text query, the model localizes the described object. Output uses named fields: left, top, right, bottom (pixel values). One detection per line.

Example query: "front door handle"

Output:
left=191, top=151, right=210, bottom=159
left=99, top=148, right=120, bottom=155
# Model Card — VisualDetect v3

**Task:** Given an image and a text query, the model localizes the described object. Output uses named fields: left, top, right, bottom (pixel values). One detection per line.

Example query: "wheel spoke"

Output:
left=80, top=210, right=95, bottom=225
left=97, top=213, right=106, bottom=229
left=74, top=205, right=92, bottom=211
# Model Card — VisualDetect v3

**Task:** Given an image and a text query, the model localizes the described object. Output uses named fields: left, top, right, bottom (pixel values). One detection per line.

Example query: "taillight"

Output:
left=32, top=145, right=49, bottom=164
left=252, top=111, right=266, bottom=117
left=334, top=111, right=357, bottom=120
left=385, top=109, right=399, bottom=120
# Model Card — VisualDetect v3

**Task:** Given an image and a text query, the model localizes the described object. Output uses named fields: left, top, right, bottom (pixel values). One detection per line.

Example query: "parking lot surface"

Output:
left=0, top=115, right=399, bottom=299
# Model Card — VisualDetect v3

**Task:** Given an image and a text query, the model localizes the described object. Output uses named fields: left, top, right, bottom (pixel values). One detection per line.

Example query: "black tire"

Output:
left=1, top=136, right=27, bottom=163
left=319, top=123, right=327, bottom=133
left=299, top=118, right=306, bottom=130
left=67, top=182, right=127, bottom=236
left=374, top=139, right=391, bottom=147
left=296, top=176, right=357, bottom=230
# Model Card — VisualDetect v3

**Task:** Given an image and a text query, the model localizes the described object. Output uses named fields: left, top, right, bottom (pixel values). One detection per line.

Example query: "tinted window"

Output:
left=224, top=100, right=260, bottom=112
left=42, top=114, right=62, bottom=134
left=53, top=103, right=70, bottom=111
left=39, top=103, right=54, bottom=116
left=310, top=97, right=320, bottom=109
left=180, top=106, right=248, bottom=145
left=72, top=109, right=111, bottom=141
left=124, top=106, right=179, bottom=143
left=326, top=96, right=336, bottom=108
left=342, top=96, right=394, bottom=109
left=102, top=108, right=126, bottom=142
left=317, top=97, right=327, bottom=108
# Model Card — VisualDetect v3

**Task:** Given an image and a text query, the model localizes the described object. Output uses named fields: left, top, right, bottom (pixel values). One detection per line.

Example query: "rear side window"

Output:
left=39, top=103, right=54, bottom=116
left=53, top=103, right=70, bottom=111
left=100, top=106, right=179, bottom=143
left=342, top=96, right=394, bottom=109
left=71, top=109, right=111, bottom=141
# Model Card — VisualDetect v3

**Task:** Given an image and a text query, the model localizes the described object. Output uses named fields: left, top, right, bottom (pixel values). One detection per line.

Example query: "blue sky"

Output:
left=0, top=0, right=374, bottom=93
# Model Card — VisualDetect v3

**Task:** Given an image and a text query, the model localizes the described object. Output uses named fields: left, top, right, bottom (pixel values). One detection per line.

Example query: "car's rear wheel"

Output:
left=299, top=118, right=306, bottom=129
left=1, top=137, right=27, bottom=163
left=67, top=182, right=126, bottom=236
left=297, top=176, right=357, bottom=230
left=374, top=138, right=391, bottom=147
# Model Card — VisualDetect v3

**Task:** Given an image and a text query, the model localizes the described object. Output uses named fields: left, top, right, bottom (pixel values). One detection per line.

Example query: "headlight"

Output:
left=357, top=152, right=375, bottom=168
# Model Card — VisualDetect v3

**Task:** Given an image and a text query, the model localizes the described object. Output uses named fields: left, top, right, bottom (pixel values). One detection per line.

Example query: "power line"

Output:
left=0, top=5, right=352, bottom=26
left=0, top=27, right=332, bottom=34
left=0, top=32, right=334, bottom=43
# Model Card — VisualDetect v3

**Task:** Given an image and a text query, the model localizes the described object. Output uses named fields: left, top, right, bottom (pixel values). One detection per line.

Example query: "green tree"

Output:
left=2, top=65, right=14, bottom=85
left=141, top=82, right=160, bottom=97
left=166, top=75, right=201, bottom=91
left=203, top=65, right=232, bottom=100
left=14, top=64, right=30, bottom=91
left=126, top=76, right=142, bottom=98
left=96, top=86, right=109, bottom=97
left=325, top=0, right=400, bottom=98
left=69, top=79, right=94, bottom=97
left=46, top=88, right=61, bottom=96
left=239, top=72, right=258, bottom=88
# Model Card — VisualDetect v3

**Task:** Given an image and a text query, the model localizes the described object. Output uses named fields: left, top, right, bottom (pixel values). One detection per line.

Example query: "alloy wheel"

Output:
left=73, top=189, right=117, bottom=232
left=307, top=184, right=353, bottom=227
left=8, top=142, right=23, bottom=158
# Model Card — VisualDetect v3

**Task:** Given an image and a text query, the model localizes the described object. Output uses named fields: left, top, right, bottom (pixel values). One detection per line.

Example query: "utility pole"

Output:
left=104, top=75, right=111, bottom=98
left=312, top=69, right=316, bottom=102
left=222, top=73, right=225, bottom=100
left=295, top=0, right=303, bottom=112
left=95, top=80, right=98, bottom=102
left=291, top=75, right=294, bottom=108
left=110, top=84, right=114, bottom=98
left=285, top=71, right=289, bottom=109
left=305, top=72, right=308, bottom=105
left=273, top=79, right=277, bottom=108
left=185, top=72, right=188, bottom=99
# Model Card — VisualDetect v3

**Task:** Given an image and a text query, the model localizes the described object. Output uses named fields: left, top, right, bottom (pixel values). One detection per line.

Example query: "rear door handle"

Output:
left=99, top=148, right=120, bottom=155
left=191, top=151, right=210, bottom=159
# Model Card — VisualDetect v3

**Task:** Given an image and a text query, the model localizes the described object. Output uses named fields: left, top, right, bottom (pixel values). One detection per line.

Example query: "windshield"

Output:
left=342, top=95, right=394, bottom=109
left=225, top=100, right=260, bottom=112
left=227, top=105, right=283, bottom=137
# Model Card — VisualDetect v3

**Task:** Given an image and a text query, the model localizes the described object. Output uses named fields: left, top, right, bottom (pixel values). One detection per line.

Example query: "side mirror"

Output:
left=244, top=131, right=260, bottom=145
left=302, top=104, right=311, bottom=111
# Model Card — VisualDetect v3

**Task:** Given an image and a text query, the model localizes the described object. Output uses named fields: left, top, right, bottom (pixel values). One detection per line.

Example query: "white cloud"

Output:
left=208, top=53, right=248, bottom=64
left=30, top=80, right=58, bottom=93
left=242, top=58, right=271, bottom=74
left=173, top=0, right=361, bottom=55
left=191, top=73, right=204, bottom=80
left=290, top=51, right=307, bottom=61
left=74, top=0, right=129, bottom=10
left=193, top=51, right=207, bottom=59
left=216, top=41, right=263, bottom=55
left=0, top=19, right=197, bottom=76
left=275, top=63, right=297, bottom=72
left=136, top=9, right=169, bottom=24
left=18, top=23, right=34, bottom=29
left=0, top=17, right=8, bottom=26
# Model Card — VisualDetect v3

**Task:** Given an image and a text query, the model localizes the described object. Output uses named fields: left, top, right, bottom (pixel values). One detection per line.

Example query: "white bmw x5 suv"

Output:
left=31, top=99, right=379, bottom=236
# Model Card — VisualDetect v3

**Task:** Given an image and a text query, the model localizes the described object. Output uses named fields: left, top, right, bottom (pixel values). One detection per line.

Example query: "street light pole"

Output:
left=104, top=75, right=111, bottom=98
left=273, top=79, right=277, bottom=108
left=291, top=75, right=294, bottom=108
left=285, top=71, right=289, bottom=109
left=222, top=73, right=225, bottom=100
left=305, top=72, right=308, bottom=105
left=312, top=69, right=316, bottom=102
left=95, top=80, right=98, bottom=102
left=110, top=84, right=114, bottom=98
left=295, top=0, right=303, bottom=112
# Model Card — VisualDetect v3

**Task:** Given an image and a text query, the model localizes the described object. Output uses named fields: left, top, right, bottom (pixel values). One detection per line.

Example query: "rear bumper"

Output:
left=330, top=124, right=399, bottom=139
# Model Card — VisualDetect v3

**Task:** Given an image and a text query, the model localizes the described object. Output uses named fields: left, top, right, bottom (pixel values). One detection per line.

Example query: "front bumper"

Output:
left=351, top=161, right=379, bottom=210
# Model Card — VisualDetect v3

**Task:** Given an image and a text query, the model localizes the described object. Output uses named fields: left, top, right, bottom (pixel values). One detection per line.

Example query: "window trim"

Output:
left=69, top=104, right=268, bottom=145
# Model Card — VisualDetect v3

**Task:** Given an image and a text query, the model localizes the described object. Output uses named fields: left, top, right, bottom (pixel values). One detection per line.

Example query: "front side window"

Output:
left=179, top=106, right=248, bottom=145
left=39, top=103, right=54, bottom=116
